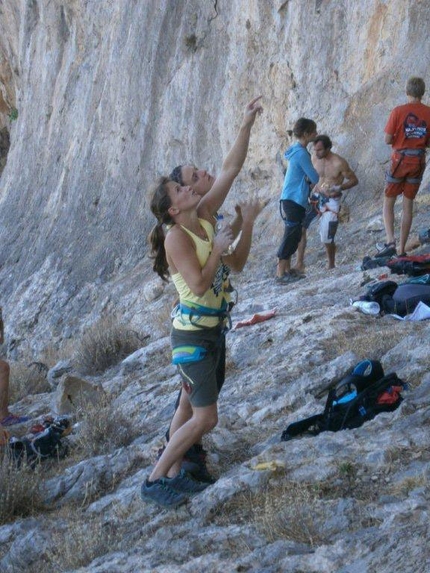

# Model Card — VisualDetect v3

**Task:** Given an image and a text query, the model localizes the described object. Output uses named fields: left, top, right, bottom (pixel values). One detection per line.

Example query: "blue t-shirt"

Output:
left=280, top=142, right=319, bottom=208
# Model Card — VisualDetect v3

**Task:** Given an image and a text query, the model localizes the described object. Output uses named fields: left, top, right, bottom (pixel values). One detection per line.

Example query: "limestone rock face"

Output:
left=0, top=1, right=429, bottom=349
left=53, top=373, right=104, bottom=414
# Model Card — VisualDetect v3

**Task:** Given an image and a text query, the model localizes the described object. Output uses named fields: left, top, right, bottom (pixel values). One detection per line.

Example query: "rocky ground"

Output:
left=0, top=193, right=429, bottom=573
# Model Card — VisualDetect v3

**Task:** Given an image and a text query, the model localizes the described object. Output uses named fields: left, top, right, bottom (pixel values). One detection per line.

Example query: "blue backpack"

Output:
left=281, top=360, right=406, bottom=441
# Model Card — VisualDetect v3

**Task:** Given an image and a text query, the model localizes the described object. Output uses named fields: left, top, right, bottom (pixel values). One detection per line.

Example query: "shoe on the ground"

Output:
left=397, top=252, right=407, bottom=258
left=182, top=444, right=217, bottom=484
left=375, top=242, right=396, bottom=258
left=289, top=268, right=306, bottom=278
left=275, top=272, right=302, bottom=285
left=141, top=477, right=187, bottom=508
left=0, top=414, right=30, bottom=427
left=419, top=229, right=430, bottom=245
left=167, top=468, right=210, bottom=494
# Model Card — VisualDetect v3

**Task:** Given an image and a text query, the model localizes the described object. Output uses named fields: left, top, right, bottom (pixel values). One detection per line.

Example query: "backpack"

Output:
left=8, top=416, right=71, bottom=468
left=386, top=254, right=430, bottom=276
left=281, top=360, right=406, bottom=441
left=359, top=280, right=398, bottom=305
left=358, top=279, right=430, bottom=317
left=381, top=283, right=430, bottom=316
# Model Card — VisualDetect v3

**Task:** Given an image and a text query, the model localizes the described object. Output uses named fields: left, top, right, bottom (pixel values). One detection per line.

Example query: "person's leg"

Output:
left=276, top=257, right=290, bottom=277
left=325, top=242, right=336, bottom=269
left=276, top=201, right=305, bottom=278
left=399, top=196, right=414, bottom=255
left=383, top=195, right=397, bottom=246
left=0, top=360, right=10, bottom=419
left=294, top=228, right=307, bottom=273
left=167, top=389, right=193, bottom=445
left=150, top=402, right=218, bottom=481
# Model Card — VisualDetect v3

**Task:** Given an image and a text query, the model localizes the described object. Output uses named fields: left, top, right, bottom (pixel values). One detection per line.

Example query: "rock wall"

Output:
left=0, top=0, right=429, bottom=354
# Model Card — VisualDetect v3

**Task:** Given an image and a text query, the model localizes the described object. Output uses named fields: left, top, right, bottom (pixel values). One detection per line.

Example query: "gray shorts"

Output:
left=171, top=326, right=225, bottom=408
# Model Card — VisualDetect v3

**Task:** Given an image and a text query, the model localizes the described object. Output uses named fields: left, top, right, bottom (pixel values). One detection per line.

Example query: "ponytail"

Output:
left=149, top=222, right=169, bottom=281
left=149, top=177, right=174, bottom=281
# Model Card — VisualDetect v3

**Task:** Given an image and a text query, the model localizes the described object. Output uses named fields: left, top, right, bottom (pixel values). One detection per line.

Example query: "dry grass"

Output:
left=74, top=315, right=147, bottom=375
left=319, top=319, right=417, bottom=363
left=212, top=479, right=327, bottom=547
left=0, top=451, right=44, bottom=525
left=211, top=473, right=386, bottom=548
left=45, top=513, right=128, bottom=571
left=391, top=474, right=428, bottom=496
left=9, top=361, right=51, bottom=402
left=75, top=393, right=138, bottom=458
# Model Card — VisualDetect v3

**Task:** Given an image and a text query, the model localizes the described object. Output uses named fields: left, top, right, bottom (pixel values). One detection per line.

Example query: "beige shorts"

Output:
left=319, top=199, right=340, bottom=244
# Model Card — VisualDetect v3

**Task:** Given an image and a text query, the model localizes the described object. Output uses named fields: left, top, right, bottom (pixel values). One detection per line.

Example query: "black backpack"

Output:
left=358, top=279, right=430, bottom=317
left=8, top=416, right=71, bottom=468
left=281, top=360, right=406, bottom=441
left=359, top=280, right=398, bottom=305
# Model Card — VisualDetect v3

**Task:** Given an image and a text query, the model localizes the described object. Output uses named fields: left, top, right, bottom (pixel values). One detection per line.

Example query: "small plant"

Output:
left=74, top=315, right=146, bottom=375
left=184, top=33, right=197, bottom=50
left=9, top=361, right=51, bottom=402
left=337, top=460, right=356, bottom=478
left=75, top=393, right=137, bottom=458
left=8, top=108, right=18, bottom=121
left=0, top=452, right=43, bottom=525
left=391, top=474, right=427, bottom=497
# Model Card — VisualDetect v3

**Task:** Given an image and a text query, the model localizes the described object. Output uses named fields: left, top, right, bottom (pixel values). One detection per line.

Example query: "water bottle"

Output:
left=215, top=214, right=234, bottom=255
left=351, top=301, right=380, bottom=316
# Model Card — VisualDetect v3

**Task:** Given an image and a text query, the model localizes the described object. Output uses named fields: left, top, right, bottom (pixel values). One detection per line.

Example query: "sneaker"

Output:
left=419, top=229, right=430, bottom=245
left=140, top=478, right=187, bottom=508
left=275, top=273, right=297, bottom=285
left=166, top=468, right=210, bottom=494
left=375, top=242, right=396, bottom=258
left=288, top=269, right=306, bottom=279
left=182, top=445, right=217, bottom=484
left=0, top=414, right=30, bottom=427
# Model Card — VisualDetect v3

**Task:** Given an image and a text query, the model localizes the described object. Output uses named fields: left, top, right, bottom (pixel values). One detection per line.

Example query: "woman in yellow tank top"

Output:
left=141, top=97, right=264, bottom=508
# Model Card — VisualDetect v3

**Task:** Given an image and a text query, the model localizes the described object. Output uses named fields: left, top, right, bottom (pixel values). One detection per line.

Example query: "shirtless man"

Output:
left=294, top=134, right=358, bottom=270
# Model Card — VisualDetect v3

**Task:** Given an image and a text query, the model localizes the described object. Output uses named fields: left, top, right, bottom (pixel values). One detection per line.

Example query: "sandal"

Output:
left=375, top=242, right=396, bottom=258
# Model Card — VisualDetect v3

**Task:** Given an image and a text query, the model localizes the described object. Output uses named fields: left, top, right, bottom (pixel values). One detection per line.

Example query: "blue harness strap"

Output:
left=172, top=300, right=232, bottom=330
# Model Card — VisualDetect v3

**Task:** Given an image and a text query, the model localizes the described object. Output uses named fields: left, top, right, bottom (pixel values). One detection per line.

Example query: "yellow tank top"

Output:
left=171, top=219, right=230, bottom=331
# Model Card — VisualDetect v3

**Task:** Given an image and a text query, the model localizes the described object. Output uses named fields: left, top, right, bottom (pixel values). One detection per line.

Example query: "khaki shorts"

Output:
left=319, top=199, right=340, bottom=244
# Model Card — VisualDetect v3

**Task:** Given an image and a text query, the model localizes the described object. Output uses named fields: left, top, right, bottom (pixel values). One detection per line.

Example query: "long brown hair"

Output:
left=149, top=177, right=174, bottom=281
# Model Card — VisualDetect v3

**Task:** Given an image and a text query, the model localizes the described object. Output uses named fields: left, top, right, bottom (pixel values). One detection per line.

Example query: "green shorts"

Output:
left=171, top=326, right=225, bottom=407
